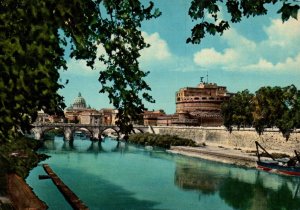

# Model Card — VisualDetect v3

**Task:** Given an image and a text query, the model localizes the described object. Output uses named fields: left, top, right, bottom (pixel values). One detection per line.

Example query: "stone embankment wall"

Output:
left=154, top=126, right=300, bottom=155
left=7, top=174, right=47, bottom=210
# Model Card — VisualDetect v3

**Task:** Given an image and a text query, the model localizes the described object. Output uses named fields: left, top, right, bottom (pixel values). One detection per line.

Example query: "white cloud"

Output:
left=223, top=29, right=256, bottom=50
left=193, top=28, right=259, bottom=71
left=193, top=15, right=300, bottom=73
left=63, top=45, right=106, bottom=76
left=140, top=31, right=172, bottom=63
left=194, top=48, right=239, bottom=67
left=63, top=59, right=98, bottom=76
left=244, top=58, right=274, bottom=71
left=264, top=16, right=300, bottom=47
left=64, top=32, right=173, bottom=75
left=245, top=53, right=300, bottom=72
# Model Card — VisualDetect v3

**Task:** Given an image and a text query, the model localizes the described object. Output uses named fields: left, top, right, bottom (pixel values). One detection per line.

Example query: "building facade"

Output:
left=62, top=93, right=119, bottom=125
left=79, top=110, right=102, bottom=125
left=174, top=82, right=231, bottom=126
left=64, top=92, right=94, bottom=123
left=99, top=108, right=118, bottom=125
left=37, top=83, right=231, bottom=127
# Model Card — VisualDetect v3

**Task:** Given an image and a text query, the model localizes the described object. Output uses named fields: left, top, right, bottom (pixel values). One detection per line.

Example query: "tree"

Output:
left=0, top=0, right=160, bottom=142
left=187, top=0, right=300, bottom=44
left=221, top=90, right=254, bottom=132
left=221, top=86, right=300, bottom=140
left=97, top=1, right=160, bottom=139
left=252, top=85, right=300, bottom=140
left=253, top=86, right=283, bottom=134
left=1, top=0, right=299, bottom=143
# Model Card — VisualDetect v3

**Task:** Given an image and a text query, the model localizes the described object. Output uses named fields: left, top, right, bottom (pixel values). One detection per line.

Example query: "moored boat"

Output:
left=255, top=141, right=300, bottom=176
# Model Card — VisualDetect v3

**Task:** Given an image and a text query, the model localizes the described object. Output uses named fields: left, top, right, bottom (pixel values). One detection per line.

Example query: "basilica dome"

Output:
left=72, top=92, right=87, bottom=109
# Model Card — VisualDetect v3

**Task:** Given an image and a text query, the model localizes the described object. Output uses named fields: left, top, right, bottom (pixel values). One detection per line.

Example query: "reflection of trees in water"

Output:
left=174, top=164, right=220, bottom=195
left=219, top=177, right=300, bottom=210
left=42, top=139, right=56, bottom=150
left=219, top=177, right=254, bottom=210
left=265, top=182, right=300, bottom=210
left=174, top=161, right=300, bottom=210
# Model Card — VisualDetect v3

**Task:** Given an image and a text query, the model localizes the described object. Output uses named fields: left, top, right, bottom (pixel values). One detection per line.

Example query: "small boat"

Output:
left=255, top=141, right=300, bottom=176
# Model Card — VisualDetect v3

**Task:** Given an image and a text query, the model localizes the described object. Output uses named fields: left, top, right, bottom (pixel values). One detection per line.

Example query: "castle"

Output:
left=143, top=80, right=232, bottom=127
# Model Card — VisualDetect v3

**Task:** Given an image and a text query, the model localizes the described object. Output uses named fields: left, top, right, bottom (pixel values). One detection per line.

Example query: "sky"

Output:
left=59, top=0, right=300, bottom=114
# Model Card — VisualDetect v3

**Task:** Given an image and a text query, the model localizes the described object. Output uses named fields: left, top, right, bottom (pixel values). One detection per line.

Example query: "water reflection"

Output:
left=62, top=141, right=75, bottom=151
left=110, top=141, right=129, bottom=153
left=42, top=139, right=57, bottom=150
left=56, top=167, right=161, bottom=210
left=175, top=165, right=220, bottom=194
left=86, top=141, right=103, bottom=153
left=174, top=160, right=300, bottom=210
left=32, top=137, right=300, bottom=210
left=41, top=138, right=128, bottom=154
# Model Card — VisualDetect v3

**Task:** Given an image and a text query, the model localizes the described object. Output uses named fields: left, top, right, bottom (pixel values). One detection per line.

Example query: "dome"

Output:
left=73, top=92, right=87, bottom=109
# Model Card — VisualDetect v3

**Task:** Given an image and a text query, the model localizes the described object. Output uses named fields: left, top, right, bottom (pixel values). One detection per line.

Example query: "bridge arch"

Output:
left=100, top=127, right=120, bottom=139
left=71, top=127, right=93, bottom=140
left=132, top=128, right=144, bottom=134
left=34, top=127, right=65, bottom=141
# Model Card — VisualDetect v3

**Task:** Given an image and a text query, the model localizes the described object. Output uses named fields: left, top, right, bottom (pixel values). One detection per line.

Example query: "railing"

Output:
left=32, top=122, right=148, bottom=129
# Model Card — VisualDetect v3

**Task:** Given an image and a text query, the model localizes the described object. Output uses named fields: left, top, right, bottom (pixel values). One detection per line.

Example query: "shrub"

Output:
left=0, top=136, right=49, bottom=178
left=128, top=133, right=196, bottom=149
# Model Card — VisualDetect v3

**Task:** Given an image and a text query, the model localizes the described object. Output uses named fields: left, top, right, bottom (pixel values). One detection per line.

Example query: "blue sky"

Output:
left=59, top=0, right=300, bottom=114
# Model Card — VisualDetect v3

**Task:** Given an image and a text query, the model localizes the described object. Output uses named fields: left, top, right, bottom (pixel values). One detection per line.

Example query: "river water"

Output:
left=26, top=137, right=300, bottom=210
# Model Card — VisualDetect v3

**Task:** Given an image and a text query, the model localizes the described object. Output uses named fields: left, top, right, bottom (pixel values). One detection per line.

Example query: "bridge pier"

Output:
left=34, top=132, right=43, bottom=141
left=32, top=127, right=43, bottom=141
left=90, top=128, right=100, bottom=141
left=90, top=136, right=101, bottom=142
left=64, top=127, right=73, bottom=141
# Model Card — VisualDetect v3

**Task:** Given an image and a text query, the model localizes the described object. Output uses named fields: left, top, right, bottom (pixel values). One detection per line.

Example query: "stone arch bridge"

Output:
left=31, top=123, right=151, bottom=141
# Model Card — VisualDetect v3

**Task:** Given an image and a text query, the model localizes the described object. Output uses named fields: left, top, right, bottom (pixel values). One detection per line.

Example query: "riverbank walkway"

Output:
left=169, top=144, right=258, bottom=167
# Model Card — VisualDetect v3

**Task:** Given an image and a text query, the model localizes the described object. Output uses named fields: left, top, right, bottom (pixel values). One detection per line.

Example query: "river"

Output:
left=26, top=137, right=300, bottom=210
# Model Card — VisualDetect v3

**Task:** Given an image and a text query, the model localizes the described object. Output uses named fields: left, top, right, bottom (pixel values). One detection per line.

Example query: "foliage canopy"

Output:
left=221, top=90, right=254, bottom=132
left=0, top=0, right=160, bottom=142
left=221, top=85, right=300, bottom=140
left=187, top=0, right=300, bottom=44
left=1, top=0, right=299, bottom=142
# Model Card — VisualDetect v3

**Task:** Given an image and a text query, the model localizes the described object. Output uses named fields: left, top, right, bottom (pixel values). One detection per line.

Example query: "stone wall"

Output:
left=155, top=126, right=300, bottom=155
